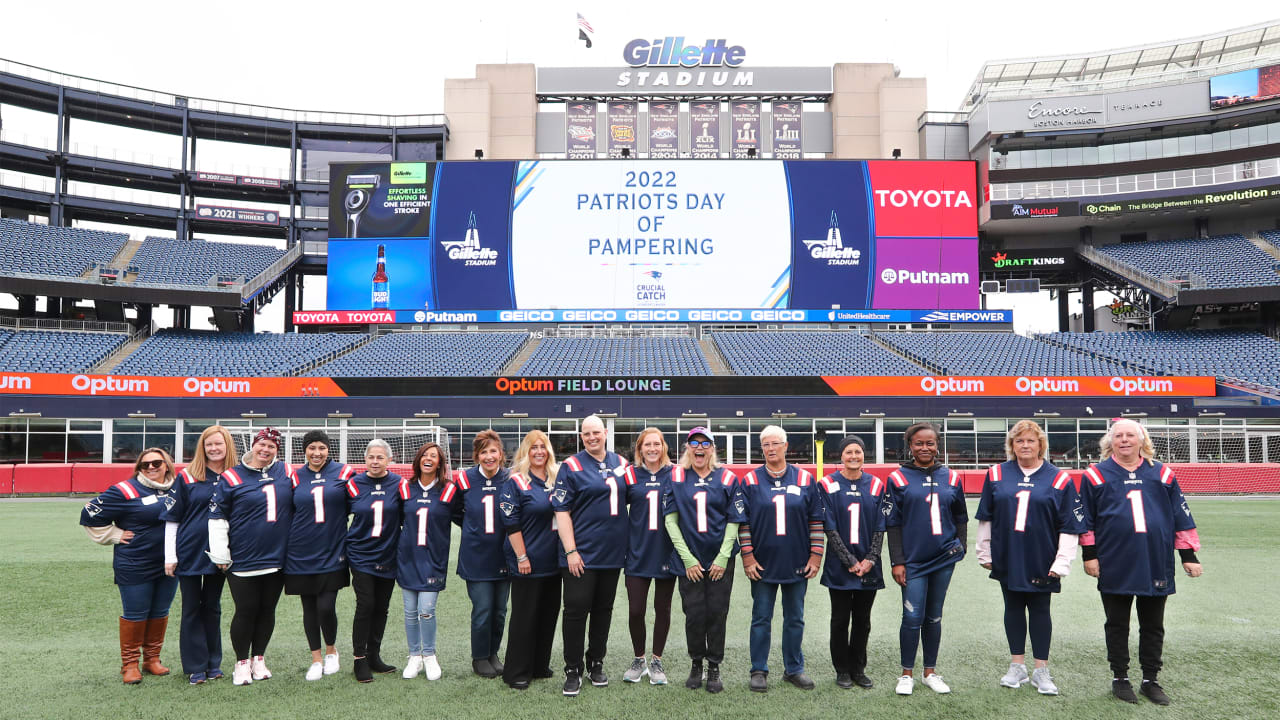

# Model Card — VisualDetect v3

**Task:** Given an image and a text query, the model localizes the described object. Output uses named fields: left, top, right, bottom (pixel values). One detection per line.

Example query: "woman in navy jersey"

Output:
left=208, top=427, right=296, bottom=686
left=500, top=430, right=561, bottom=689
left=454, top=430, right=512, bottom=678
left=162, top=426, right=234, bottom=684
left=285, top=430, right=354, bottom=681
left=1080, top=419, right=1202, bottom=706
left=553, top=414, right=631, bottom=696
left=621, top=427, right=676, bottom=686
left=818, top=436, right=885, bottom=691
left=738, top=425, right=824, bottom=693
left=82, top=448, right=179, bottom=684
left=398, top=441, right=457, bottom=681
left=663, top=427, right=744, bottom=694
left=346, top=438, right=403, bottom=683
left=976, top=420, right=1084, bottom=696
left=885, top=422, right=967, bottom=696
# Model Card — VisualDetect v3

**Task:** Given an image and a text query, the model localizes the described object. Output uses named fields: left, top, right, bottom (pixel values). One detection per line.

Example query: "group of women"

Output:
left=80, top=415, right=1202, bottom=705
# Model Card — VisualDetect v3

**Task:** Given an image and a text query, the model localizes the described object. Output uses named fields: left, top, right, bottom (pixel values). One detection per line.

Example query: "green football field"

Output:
left=3, top=497, right=1277, bottom=720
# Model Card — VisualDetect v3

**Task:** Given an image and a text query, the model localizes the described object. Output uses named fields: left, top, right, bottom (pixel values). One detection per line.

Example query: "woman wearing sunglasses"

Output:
left=81, top=448, right=179, bottom=684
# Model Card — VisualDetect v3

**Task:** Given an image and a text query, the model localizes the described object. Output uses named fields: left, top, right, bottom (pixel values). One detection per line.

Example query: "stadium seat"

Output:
left=0, top=329, right=129, bottom=373
left=876, top=331, right=1131, bottom=376
left=113, top=330, right=367, bottom=377
left=519, top=337, right=711, bottom=376
left=308, top=332, right=529, bottom=377
left=1092, top=234, right=1280, bottom=290
left=0, top=219, right=127, bottom=278
left=710, top=331, right=926, bottom=376
left=131, top=236, right=286, bottom=287
left=1043, top=329, right=1280, bottom=390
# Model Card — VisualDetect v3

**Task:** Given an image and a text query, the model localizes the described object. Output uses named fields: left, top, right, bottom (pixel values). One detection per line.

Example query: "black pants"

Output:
left=1101, top=593, right=1167, bottom=680
left=226, top=572, right=284, bottom=661
left=351, top=570, right=395, bottom=659
left=678, top=563, right=735, bottom=664
left=561, top=567, right=620, bottom=673
left=178, top=573, right=224, bottom=674
left=626, top=575, right=675, bottom=657
left=1002, top=585, right=1053, bottom=661
left=828, top=587, right=877, bottom=675
left=503, top=575, right=561, bottom=685
left=300, top=590, right=339, bottom=652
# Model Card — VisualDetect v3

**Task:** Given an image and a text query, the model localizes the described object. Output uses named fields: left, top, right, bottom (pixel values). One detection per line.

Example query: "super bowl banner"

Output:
left=730, top=100, right=760, bottom=159
left=566, top=101, right=597, bottom=160
left=327, top=160, right=978, bottom=315
left=607, top=101, right=638, bottom=158
left=648, top=102, right=679, bottom=159
left=772, top=101, right=802, bottom=159
left=689, top=102, right=720, bottom=159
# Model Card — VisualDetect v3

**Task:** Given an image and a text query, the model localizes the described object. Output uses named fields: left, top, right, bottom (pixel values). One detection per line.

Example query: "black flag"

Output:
left=579, top=29, right=592, bottom=48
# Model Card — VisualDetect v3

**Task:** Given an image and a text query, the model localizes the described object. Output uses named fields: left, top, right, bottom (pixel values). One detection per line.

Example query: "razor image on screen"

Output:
left=343, top=173, right=380, bottom=237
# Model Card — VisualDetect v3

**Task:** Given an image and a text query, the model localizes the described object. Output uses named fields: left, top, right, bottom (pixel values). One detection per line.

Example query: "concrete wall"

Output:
left=444, top=64, right=536, bottom=160
left=828, top=63, right=927, bottom=159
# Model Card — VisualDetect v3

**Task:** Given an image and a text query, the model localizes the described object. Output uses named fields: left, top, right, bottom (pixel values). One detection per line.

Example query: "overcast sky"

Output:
left=2, top=1, right=1277, bottom=334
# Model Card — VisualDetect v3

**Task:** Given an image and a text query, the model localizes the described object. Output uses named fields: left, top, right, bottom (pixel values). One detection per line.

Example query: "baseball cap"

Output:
left=687, top=426, right=714, bottom=442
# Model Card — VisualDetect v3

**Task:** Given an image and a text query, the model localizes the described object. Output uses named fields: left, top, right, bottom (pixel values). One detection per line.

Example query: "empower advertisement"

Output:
left=326, top=160, right=978, bottom=315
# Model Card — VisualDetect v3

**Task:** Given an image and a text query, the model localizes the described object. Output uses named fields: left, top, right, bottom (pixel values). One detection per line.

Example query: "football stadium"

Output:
left=2, top=13, right=1279, bottom=720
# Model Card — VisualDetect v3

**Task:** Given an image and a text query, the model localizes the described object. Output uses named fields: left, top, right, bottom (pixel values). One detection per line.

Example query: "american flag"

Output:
left=576, top=13, right=594, bottom=34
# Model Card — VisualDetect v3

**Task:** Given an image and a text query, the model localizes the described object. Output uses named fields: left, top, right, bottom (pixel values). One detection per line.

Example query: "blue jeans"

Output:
left=749, top=580, right=808, bottom=675
left=899, top=563, right=955, bottom=670
left=178, top=574, right=224, bottom=674
left=403, top=590, right=439, bottom=656
left=466, top=580, right=511, bottom=660
left=118, top=576, right=179, bottom=622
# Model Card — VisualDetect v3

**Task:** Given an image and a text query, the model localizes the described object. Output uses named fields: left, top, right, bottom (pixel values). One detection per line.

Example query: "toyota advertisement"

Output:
left=323, top=160, right=979, bottom=322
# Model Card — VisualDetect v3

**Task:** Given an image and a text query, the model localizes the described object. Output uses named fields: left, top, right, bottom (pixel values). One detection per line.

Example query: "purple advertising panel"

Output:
left=871, top=236, right=979, bottom=310
left=607, top=101, right=638, bottom=158
left=730, top=100, right=761, bottom=159
left=772, top=101, right=802, bottom=159
left=566, top=101, right=598, bottom=160
left=648, top=101, right=679, bottom=158
left=690, top=101, right=720, bottom=159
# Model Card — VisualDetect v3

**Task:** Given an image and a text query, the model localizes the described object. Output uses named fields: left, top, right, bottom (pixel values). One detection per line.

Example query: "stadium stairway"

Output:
left=89, top=324, right=154, bottom=374
left=292, top=333, right=380, bottom=376
left=867, top=332, right=945, bottom=374
left=499, top=334, right=540, bottom=375
left=1250, top=235, right=1280, bottom=262
left=699, top=336, right=732, bottom=375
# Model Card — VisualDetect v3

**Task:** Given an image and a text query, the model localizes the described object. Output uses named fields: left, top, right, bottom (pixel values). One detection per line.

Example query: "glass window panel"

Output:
left=945, top=433, right=975, bottom=467
left=1113, top=143, right=1130, bottom=163
left=69, top=420, right=103, bottom=431
left=1100, top=177, right=1118, bottom=194
left=1051, top=147, right=1068, bottom=166
left=1230, top=127, right=1249, bottom=149
left=1162, top=137, right=1179, bottom=157
left=28, top=433, right=66, bottom=464
left=1129, top=141, right=1146, bottom=161
left=1083, top=178, right=1101, bottom=195
left=976, top=433, right=1007, bottom=466
left=1117, top=175, right=1137, bottom=192
left=1196, top=134, right=1213, bottom=153
left=1083, top=146, right=1098, bottom=164
left=1194, top=167, right=1212, bottom=185
left=1036, top=149, right=1052, bottom=167
left=0, top=433, right=27, bottom=463
left=1144, top=139, right=1162, bottom=159
left=1249, top=124, right=1268, bottom=146
left=29, top=418, right=66, bottom=431
left=1066, top=146, right=1083, bottom=166
left=1174, top=169, right=1194, bottom=187
left=1098, top=144, right=1114, bottom=164
left=68, top=433, right=104, bottom=463
left=1068, top=179, right=1084, bottom=196
left=1155, top=171, right=1175, bottom=189
left=112, top=434, right=144, bottom=463
left=1136, top=174, right=1155, bottom=191
left=1178, top=135, right=1196, bottom=156
left=1212, top=130, right=1230, bottom=152
left=1271, top=122, right=1280, bottom=144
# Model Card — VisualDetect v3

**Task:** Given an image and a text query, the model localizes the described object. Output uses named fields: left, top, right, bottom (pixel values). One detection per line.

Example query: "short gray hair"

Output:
left=759, top=425, right=787, bottom=444
left=365, top=438, right=393, bottom=459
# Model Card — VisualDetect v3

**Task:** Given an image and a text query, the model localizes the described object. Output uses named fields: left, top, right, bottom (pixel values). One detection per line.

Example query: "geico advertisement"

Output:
left=0, top=374, right=346, bottom=397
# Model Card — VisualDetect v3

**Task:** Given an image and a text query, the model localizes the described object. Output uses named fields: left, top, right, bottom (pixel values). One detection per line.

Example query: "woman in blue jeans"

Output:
left=884, top=422, right=967, bottom=696
left=399, top=441, right=458, bottom=680
left=82, top=448, right=180, bottom=684
left=453, top=430, right=512, bottom=678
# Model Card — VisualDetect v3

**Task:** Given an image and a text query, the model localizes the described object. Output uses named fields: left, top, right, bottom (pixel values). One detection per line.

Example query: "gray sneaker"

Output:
left=648, top=657, right=668, bottom=685
left=623, top=656, right=647, bottom=683
left=1030, top=666, right=1059, bottom=695
left=1000, top=662, right=1029, bottom=688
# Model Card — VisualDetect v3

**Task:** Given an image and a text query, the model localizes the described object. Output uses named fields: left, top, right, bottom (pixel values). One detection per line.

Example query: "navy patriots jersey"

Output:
left=160, top=467, right=219, bottom=576
left=1081, top=458, right=1196, bottom=596
left=740, top=465, right=824, bottom=584
left=345, top=472, right=404, bottom=578
left=818, top=472, right=886, bottom=591
left=397, top=479, right=459, bottom=592
left=285, top=461, right=355, bottom=576
left=500, top=472, right=560, bottom=578
left=884, top=464, right=968, bottom=579
left=662, top=466, right=745, bottom=573
left=81, top=476, right=174, bottom=584
left=976, top=461, right=1084, bottom=593
left=209, top=461, right=297, bottom=573
left=551, top=450, right=631, bottom=569
left=625, top=464, right=676, bottom=578
left=453, top=467, right=511, bottom=581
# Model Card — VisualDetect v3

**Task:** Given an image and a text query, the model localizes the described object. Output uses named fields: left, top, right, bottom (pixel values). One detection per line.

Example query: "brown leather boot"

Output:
left=120, top=618, right=144, bottom=684
left=141, top=616, right=171, bottom=676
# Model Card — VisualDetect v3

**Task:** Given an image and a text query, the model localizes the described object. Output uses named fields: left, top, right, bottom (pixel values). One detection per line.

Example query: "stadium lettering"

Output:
left=495, top=378, right=555, bottom=395
left=588, top=237, right=714, bottom=255
left=499, top=310, right=555, bottom=322
left=623, top=38, right=746, bottom=68
left=183, top=377, right=253, bottom=397
left=0, top=375, right=32, bottom=391
left=1015, top=376, right=1081, bottom=396
left=919, top=376, right=985, bottom=395
left=874, top=189, right=973, bottom=208
left=616, top=70, right=754, bottom=88
left=688, top=310, right=743, bottom=322
left=625, top=310, right=680, bottom=321
left=71, top=374, right=150, bottom=396
left=750, top=310, right=805, bottom=321
left=1109, top=377, right=1175, bottom=396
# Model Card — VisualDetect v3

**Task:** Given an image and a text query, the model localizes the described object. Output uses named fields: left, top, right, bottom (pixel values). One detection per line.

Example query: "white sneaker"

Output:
left=623, top=656, right=648, bottom=683
left=305, top=662, right=324, bottom=681
left=323, top=652, right=340, bottom=675
left=423, top=654, right=442, bottom=681
left=403, top=655, right=424, bottom=679
left=1030, top=666, right=1059, bottom=695
left=921, top=673, right=951, bottom=694
left=1000, top=662, right=1029, bottom=688
left=251, top=655, right=271, bottom=681
left=233, top=659, right=253, bottom=686
left=895, top=675, right=914, bottom=695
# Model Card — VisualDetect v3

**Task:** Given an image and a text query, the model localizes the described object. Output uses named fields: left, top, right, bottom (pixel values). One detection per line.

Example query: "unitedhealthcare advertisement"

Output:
left=321, top=160, right=1000, bottom=324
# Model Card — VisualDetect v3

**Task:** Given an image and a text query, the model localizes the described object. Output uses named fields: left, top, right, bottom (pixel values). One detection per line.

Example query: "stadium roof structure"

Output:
left=963, top=20, right=1280, bottom=108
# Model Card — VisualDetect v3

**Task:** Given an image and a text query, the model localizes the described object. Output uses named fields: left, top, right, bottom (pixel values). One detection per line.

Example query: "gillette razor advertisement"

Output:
left=328, top=162, right=437, bottom=239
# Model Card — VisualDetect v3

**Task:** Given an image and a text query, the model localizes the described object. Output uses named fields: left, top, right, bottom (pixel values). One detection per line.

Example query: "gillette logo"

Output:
left=880, top=269, right=970, bottom=285
left=623, top=38, right=746, bottom=67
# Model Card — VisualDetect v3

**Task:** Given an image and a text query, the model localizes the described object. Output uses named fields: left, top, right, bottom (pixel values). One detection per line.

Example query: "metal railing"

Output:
left=0, top=317, right=131, bottom=334
left=990, top=157, right=1280, bottom=202
left=1076, top=244, right=1181, bottom=300
left=242, top=243, right=303, bottom=301
left=917, top=110, right=971, bottom=129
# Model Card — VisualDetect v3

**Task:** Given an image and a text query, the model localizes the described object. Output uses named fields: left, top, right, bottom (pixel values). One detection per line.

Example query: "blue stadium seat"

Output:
left=0, top=219, right=127, bottom=278
left=131, top=236, right=286, bottom=286
left=0, top=329, right=128, bottom=373
left=1094, top=234, right=1280, bottom=290
left=1044, top=329, right=1280, bottom=389
left=876, top=331, right=1131, bottom=376
left=308, top=332, right=529, bottom=377
left=710, top=331, right=925, bottom=376
left=520, top=337, right=710, bottom=376
left=114, top=330, right=366, bottom=376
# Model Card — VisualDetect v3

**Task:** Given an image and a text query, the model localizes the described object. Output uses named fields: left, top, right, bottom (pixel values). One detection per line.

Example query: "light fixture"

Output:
left=240, top=412, right=267, bottom=418
left=771, top=412, right=796, bottom=418
left=1197, top=411, right=1226, bottom=417
left=681, top=412, right=708, bottom=419
left=947, top=411, right=973, bottom=417
left=474, top=149, right=484, bottom=160
left=503, top=412, right=529, bottom=418
left=327, top=412, right=353, bottom=418
left=859, top=411, right=885, bottom=418
left=595, top=412, right=618, bottom=418
left=414, top=411, right=440, bottom=418
left=1121, top=411, right=1148, bottom=418
left=127, top=412, right=156, bottom=418
left=8, top=411, right=40, bottom=417
left=1034, top=411, right=1061, bottom=417
left=892, top=148, right=902, bottom=159
left=621, top=148, right=630, bottom=158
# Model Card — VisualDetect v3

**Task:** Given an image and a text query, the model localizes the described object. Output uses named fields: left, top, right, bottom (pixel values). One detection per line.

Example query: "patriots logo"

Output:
left=882, top=500, right=894, bottom=517
left=554, top=488, right=567, bottom=504
left=84, top=500, right=103, bottom=517
left=208, top=500, right=219, bottom=514
left=500, top=501, right=515, bottom=517
left=642, top=270, right=663, bottom=279
left=1181, top=499, right=1192, bottom=517
left=1073, top=496, right=1085, bottom=522
left=162, top=494, right=176, bottom=511
left=734, top=498, right=746, bottom=515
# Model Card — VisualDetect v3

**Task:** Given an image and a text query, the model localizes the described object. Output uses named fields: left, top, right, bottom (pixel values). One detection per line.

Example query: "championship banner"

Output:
left=730, top=100, right=761, bottom=159
left=194, top=205, right=280, bottom=226
left=771, top=101, right=802, bottom=159
left=690, top=101, right=720, bottom=159
left=566, top=101, right=598, bottom=160
left=607, top=101, right=638, bottom=158
left=648, top=101, right=679, bottom=159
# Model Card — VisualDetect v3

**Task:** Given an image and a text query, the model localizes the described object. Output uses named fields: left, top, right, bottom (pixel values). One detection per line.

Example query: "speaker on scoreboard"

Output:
left=981, top=280, right=1000, bottom=294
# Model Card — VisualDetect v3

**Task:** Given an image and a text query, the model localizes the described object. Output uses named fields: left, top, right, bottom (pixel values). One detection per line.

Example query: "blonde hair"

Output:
left=1005, top=419, right=1049, bottom=461
left=511, top=429, right=559, bottom=488
left=632, top=427, right=672, bottom=469
left=1099, top=419, right=1155, bottom=460
left=188, top=425, right=236, bottom=480
left=136, top=447, right=176, bottom=483
left=679, top=436, right=721, bottom=471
